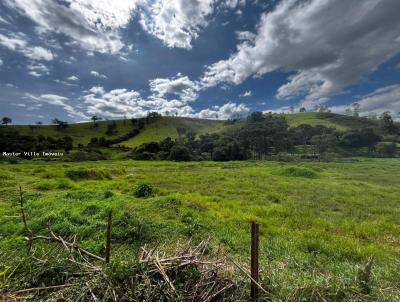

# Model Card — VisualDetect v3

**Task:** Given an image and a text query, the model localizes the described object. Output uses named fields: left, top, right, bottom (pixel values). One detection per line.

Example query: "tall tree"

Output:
left=352, top=102, right=361, bottom=117
left=91, top=115, right=100, bottom=127
left=1, top=117, right=12, bottom=126
left=380, top=111, right=398, bottom=134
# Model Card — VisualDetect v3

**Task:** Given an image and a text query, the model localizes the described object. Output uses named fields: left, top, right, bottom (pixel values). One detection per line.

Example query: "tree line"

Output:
left=132, top=112, right=400, bottom=161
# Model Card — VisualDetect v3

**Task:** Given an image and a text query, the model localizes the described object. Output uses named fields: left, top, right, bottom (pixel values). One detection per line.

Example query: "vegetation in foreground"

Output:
left=1, top=158, right=400, bottom=300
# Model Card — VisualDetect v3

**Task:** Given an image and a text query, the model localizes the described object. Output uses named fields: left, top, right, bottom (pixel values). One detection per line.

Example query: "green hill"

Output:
left=5, top=113, right=383, bottom=148
left=11, top=119, right=135, bottom=147
left=119, top=117, right=229, bottom=148
left=285, top=112, right=379, bottom=130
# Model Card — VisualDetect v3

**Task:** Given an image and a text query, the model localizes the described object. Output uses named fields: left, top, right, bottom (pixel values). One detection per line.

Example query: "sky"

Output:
left=0, top=0, right=400, bottom=124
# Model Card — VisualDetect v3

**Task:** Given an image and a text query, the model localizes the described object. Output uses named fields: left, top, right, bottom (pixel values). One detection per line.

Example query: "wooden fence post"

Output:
left=251, top=221, right=259, bottom=301
left=105, top=209, right=113, bottom=263
left=19, top=186, right=31, bottom=235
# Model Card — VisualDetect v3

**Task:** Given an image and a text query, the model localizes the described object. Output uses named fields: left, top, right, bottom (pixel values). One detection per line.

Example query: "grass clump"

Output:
left=57, top=179, right=76, bottom=189
left=65, top=168, right=112, bottom=181
left=134, top=183, right=154, bottom=198
left=277, top=166, right=318, bottom=178
left=35, top=181, right=56, bottom=191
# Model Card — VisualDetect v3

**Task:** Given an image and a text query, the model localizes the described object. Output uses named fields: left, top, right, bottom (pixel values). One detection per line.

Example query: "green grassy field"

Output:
left=1, top=158, right=400, bottom=300
left=8, top=113, right=384, bottom=149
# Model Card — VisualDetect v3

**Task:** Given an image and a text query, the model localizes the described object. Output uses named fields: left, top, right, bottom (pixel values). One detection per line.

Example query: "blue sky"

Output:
left=0, top=0, right=399, bottom=124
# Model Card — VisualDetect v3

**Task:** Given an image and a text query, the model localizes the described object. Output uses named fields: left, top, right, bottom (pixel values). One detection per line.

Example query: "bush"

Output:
left=104, top=190, right=114, bottom=198
left=134, top=183, right=154, bottom=198
left=66, top=150, right=106, bottom=162
left=168, top=145, right=192, bottom=161
left=376, top=142, right=398, bottom=157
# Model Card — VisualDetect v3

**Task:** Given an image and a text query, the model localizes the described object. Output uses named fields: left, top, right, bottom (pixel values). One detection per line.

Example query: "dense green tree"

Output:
left=106, top=122, right=117, bottom=135
left=168, top=144, right=192, bottom=161
left=376, top=142, right=398, bottom=157
left=52, top=118, right=69, bottom=131
left=61, top=136, right=73, bottom=154
left=311, top=134, right=338, bottom=154
left=91, top=115, right=101, bottom=127
left=380, top=112, right=398, bottom=134
left=340, top=128, right=381, bottom=151
left=238, top=112, right=292, bottom=158
left=1, top=117, right=12, bottom=126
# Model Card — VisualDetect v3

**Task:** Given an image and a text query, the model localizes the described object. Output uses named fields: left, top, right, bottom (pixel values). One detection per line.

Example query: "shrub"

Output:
left=168, top=144, right=192, bottom=161
left=65, top=168, right=112, bottom=180
left=104, top=190, right=114, bottom=198
left=376, top=142, right=398, bottom=157
left=134, top=183, right=154, bottom=198
left=66, top=150, right=106, bottom=162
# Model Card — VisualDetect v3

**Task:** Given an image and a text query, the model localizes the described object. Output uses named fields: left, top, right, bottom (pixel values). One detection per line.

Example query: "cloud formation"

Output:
left=201, top=0, right=400, bottom=108
left=27, top=62, right=50, bottom=77
left=6, top=0, right=140, bottom=54
left=67, top=75, right=79, bottom=82
left=149, top=75, right=199, bottom=102
left=83, top=85, right=247, bottom=120
left=90, top=70, right=108, bottom=79
left=239, top=90, right=252, bottom=97
left=140, top=0, right=245, bottom=49
left=331, top=85, right=400, bottom=120
left=0, top=32, right=53, bottom=61
left=25, top=93, right=86, bottom=118
left=196, top=102, right=249, bottom=119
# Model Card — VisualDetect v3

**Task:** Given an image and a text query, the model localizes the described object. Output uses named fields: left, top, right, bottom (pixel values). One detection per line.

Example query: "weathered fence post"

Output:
left=251, top=221, right=259, bottom=301
left=105, top=209, right=113, bottom=263
left=19, top=186, right=31, bottom=235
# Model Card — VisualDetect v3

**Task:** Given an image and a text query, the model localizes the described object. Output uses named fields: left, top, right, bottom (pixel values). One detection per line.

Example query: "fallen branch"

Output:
left=26, top=225, right=105, bottom=262
left=11, top=283, right=74, bottom=295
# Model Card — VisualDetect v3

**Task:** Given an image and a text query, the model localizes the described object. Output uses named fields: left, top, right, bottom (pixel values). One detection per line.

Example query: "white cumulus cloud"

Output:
left=139, top=0, right=215, bottom=49
left=196, top=102, right=249, bottom=119
left=149, top=75, right=199, bottom=102
left=201, top=0, right=400, bottom=108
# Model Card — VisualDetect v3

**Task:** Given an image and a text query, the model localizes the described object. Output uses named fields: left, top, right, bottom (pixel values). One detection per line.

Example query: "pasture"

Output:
left=1, top=158, right=400, bottom=300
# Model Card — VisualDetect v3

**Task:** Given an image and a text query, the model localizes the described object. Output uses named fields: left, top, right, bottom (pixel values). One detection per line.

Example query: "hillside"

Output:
left=5, top=113, right=382, bottom=148
left=285, top=112, right=379, bottom=130
left=119, top=117, right=230, bottom=148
